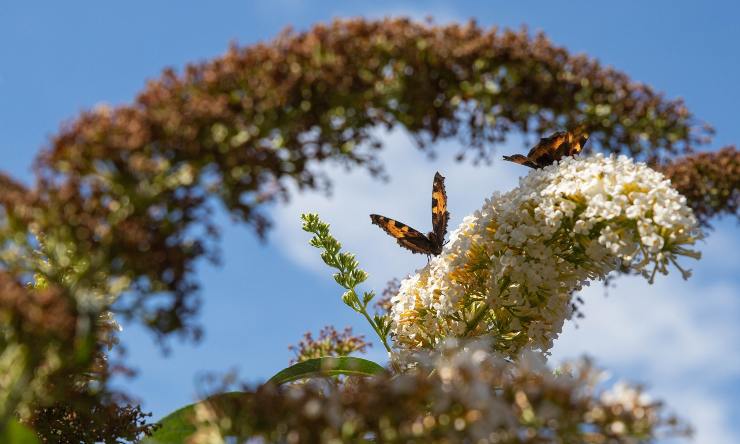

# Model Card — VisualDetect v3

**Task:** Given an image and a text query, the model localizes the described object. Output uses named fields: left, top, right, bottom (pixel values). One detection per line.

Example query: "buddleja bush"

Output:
left=0, top=17, right=737, bottom=443
left=141, top=152, right=701, bottom=443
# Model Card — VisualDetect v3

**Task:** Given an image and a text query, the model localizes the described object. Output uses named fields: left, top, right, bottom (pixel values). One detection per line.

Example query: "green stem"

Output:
left=350, top=296, right=404, bottom=373
left=360, top=308, right=391, bottom=353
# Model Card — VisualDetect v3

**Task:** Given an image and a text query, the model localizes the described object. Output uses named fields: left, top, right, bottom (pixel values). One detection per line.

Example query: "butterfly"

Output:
left=370, top=172, right=449, bottom=257
left=502, top=127, right=590, bottom=169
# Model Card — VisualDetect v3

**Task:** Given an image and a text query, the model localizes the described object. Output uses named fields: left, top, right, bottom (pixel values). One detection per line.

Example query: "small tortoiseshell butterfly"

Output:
left=503, top=127, right=589, bottom=169
left=370, top=172, right=449, bottom=257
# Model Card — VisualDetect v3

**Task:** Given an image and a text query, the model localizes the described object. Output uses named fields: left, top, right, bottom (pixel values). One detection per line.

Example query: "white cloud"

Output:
left=551, top=273, right=740, bottom=444
left=552, top=276, right=740, bottom=379
left=698, top=220, right=740, bottom=275
left=662, top=391, right=736, bottom=444
left=270, top=128, right=740, bottom=443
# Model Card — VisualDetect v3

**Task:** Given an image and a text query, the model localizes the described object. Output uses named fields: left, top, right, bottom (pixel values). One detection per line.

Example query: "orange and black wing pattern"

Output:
left=369, top=215, right=437, bottom=255
left=370, top=171, right=449, bottom=256
left=503, top=127, right=589, bottom=169
left=431, top=172, right=449, bottom=243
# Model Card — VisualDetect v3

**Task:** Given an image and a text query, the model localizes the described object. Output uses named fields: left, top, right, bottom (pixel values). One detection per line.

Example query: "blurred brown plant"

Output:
left=660, top=146, right=740, bottom=226
left=25, top=391, right=155, bottom=444
left=0, top=273, right=87, bottom=416
left=190, top=344, right=691, bottom=443
left=289, top=326, right=371, bottom=365
left=374, top=278, right=400, bottom=316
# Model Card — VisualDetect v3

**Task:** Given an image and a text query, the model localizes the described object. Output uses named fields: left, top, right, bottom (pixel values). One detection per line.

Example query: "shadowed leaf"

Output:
left=268, top=356, right=386, bottom=384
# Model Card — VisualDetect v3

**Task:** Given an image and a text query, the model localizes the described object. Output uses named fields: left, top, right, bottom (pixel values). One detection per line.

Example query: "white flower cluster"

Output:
left=391, top=154, right=701, bottom=356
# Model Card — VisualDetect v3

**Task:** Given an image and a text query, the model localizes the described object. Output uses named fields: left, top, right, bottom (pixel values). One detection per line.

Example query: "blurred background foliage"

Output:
left=0, top=18, right=736, bottom=442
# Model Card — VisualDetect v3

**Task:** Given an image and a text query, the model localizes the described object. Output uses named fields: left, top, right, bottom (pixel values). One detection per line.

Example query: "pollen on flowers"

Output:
left=448, top=243, right=492, bottom=288
left=620, top=182, right=651, bottom=196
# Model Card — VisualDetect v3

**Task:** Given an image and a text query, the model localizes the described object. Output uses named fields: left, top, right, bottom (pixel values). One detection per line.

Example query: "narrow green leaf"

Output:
left=363, top=290, right=375, bottom=305
left=0, top=420, right=40, bottom=444
left=267, top=356, right=386, bottom=385
left=141, top=358, right=385, bottom=443
left=342, top=290, right=357, bottom=308
left=141, top=392, right=245, bottom=444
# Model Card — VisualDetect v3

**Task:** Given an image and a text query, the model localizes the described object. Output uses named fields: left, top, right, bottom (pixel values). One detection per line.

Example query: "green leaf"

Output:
left=142, top=357, right=385, bottom=443
left=374, top=314, right=390, bottom=334
left=142, top=392, right=246, bottom=444
left=341, top=290, right=357, bottom=308
left=267, top=356, right=386, bottom=385
left=0, top=420, right=40, bottom=444
left=362, top=290, right=375, bottom=305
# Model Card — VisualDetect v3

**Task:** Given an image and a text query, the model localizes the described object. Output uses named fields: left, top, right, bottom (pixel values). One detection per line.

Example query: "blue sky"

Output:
left=1, top=1, right=739, bottom=442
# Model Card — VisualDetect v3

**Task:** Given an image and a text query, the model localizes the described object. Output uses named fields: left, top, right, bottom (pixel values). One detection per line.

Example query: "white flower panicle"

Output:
left=390, top=154, right=702, bottom=356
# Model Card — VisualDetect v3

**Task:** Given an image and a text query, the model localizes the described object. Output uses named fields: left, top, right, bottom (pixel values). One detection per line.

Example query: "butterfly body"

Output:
left=503, top=128, right=589, bottom=169
left=370, top=172, right=449, bottom=257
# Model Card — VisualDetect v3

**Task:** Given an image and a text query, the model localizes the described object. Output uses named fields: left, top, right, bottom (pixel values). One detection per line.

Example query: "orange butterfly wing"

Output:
left=526, top=131, right=568, bottom=167
left=564, top=128, right=589, bottom=157
left=502, top=154, right=539, bottom=169
left=370, top=214, right=437, bottom=255
left=503, top=128, right=590, bottom=169
left=431, top=172, right=449, bottom=245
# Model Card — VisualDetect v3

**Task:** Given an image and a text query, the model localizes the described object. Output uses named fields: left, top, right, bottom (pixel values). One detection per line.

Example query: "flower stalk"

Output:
left=301, top=213, right=393, bottom=355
